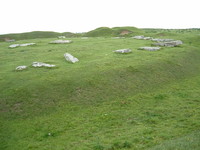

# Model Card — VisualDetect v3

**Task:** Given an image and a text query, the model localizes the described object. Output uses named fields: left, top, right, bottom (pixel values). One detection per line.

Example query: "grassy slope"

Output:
left=84, top=27, right=143, bottom=37
left=0, top=30, right=200, bottom=149
left=149, top=131, right=200, bottom=150
left=0, top=31, right=79, bottom=42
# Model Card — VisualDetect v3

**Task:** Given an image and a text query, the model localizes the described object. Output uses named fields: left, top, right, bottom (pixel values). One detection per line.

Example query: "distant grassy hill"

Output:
left=0, top=27, right=144, bottom=41
left=0, top=31, right=79, bottom=42
left=84, top=26, right=143, bottom=37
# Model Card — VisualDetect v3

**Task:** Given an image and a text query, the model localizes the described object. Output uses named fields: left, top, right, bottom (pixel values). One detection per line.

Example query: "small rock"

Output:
left=16, top=66, right=27, bottom=70
left=49, top=40, right=72, bottom=44
left=64, top=53, right=79, bottom=63
left=138, top=47, right=161, bottom=51
left=32, top=62, right=56, bottom=67
left=9, top=44, right=20, bottom=48
left=132, top=35, right=152, bottom=40
left=143, top=37, right=152, bottom=40
left=113, top=49, right=132, bottom=53
left=132, top=35, right=144, bottom=39
left=19, top=43, right=36, bottom=47
left=58, top=36, right=66, bottom=39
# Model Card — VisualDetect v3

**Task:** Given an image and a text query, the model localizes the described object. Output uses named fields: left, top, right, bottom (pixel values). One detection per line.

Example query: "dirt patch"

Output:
left=120, top=30, right=132, bottom=35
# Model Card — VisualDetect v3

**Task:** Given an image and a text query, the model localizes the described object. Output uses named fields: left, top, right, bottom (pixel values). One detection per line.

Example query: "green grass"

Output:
left=0, top=29, right=200, bottom=150
left=148, top=131, right=200, bottom=150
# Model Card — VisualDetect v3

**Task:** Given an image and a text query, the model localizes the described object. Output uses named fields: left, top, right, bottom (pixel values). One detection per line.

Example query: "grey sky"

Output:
left=0, top=0, right=199, bottom=34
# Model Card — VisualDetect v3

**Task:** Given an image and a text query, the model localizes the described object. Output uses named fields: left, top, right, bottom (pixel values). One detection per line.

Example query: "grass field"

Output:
left=0, top=28, right=200, bottom=150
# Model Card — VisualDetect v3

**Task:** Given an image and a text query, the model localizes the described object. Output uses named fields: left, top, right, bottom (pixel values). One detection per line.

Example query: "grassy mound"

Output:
left=84, top=26, right=143, bottom=37
left=0, top=31, right=78, bottom=42
left=0, top=29, right=200, bottom=150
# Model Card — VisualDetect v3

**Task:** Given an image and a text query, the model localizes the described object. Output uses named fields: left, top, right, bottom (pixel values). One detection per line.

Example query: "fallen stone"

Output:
left=16, top=66, right=27, bottom=70
left=64, top=53, right=79, bottom=63
left=32, top=62, right=56, bottom=67
left=138, top=47, right=161, bottom=51
left=113, top=49, right=132, bottom=53
left=132, top=35, right=153, bottom=40
left=152, top=38, right=174, bottom=42
left=143, top=37, right=153, bottom=40
left=153, top=40, right=183, bottom=47
left=49, top=40, right=72, bottom=44
left=9, top=44, right=20, bottom=48
left=58, top=36, right=66, bottom=39
left=19, top=43, right=36, bottom=46
left=132, top=35, right=144, bottom=39
left=9, top=43, right=36, bottom=48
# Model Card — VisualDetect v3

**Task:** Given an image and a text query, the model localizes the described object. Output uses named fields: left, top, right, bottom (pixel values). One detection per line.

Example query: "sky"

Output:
left=0, top=0, right=200, bottom=34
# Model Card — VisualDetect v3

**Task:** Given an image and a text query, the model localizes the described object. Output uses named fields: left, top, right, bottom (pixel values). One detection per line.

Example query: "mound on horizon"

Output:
left=84, top=26, right=143, bottom=37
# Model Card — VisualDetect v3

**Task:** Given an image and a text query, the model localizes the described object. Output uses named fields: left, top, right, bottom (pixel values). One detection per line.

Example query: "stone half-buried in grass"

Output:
left=64, top=53, right=79, bottom=63
left=9, top=43, right=36, bottom=48
left=153, top=40, right=183, bottom=47
left=32, top=62, right=56, bottom=68
left=138, top=47, right=161, bottom=51
left=15, top=65, right=27, bottom=71
left=113, top=49, right=132, bottom=54
left=49, top=40, right=72, bottom=44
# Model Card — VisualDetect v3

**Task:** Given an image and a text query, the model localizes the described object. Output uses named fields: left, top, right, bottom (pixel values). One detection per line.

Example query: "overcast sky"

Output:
left=0, top=0, right=199, bottom=34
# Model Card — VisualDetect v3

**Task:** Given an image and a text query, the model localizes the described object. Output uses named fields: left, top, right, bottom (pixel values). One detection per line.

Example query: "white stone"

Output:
left=16, top=66, right=27, bottom=70
left=132, top=35, right=152, bottom=40
left=32, top=62, right=56, bottom=67
left=9, top=43, right=35, bottom=48
left=132, top=35, right=144, bottom=39
left=9, top=44, right=20, bottom=48
left=64, top=53, right=79, bottom=63
left=49, top=40, right=72, bottom=44
left=138, top=47, right=161, bottom=51
left=143, top=37, right=152, bottom=40
left=58, top=36, right=66, bottom=39
left=113, top=49, right=132, bottom=53
left=19, top=43, right=36, bottom=46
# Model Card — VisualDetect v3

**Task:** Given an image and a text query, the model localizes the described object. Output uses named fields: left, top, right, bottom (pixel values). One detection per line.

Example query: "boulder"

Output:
left=64, top=53, right=79, bottom=63
left=153, top=40, right=183, bottom=47
left=16, top=66, right=27, bottom=70
left=49, top=40, right=72, bottom=44
left=113, top=49, right=132, bottom=53
left=32, top=62, right=56, bottom=67
left=138, top=47, right=161, bottom=51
